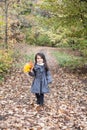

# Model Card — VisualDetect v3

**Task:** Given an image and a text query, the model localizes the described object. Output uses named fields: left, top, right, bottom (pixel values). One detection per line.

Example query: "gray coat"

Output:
left=29, top=64, right=52, bottom=94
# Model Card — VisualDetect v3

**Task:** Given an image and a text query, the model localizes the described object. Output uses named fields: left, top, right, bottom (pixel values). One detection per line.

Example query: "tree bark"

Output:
left=4, top=0, right=8, bottom=49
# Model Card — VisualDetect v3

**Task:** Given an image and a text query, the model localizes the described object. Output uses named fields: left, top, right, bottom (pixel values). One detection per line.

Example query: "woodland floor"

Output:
left=0, top=43, right=87, bottom=130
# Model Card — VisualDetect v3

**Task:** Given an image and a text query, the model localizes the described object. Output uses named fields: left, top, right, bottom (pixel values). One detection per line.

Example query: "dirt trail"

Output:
left=0, top=44, right=87, bottom=130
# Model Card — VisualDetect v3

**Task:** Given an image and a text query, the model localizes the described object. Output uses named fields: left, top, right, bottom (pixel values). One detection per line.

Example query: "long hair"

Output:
left=35, top=52, right=49, bottom=72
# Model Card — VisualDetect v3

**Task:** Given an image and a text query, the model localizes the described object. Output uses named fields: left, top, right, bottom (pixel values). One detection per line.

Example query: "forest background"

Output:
left=0, top=0, right=87, bottom=82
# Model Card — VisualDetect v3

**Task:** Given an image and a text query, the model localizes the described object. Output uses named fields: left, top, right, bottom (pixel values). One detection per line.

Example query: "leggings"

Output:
left=35, top=93, right=44, bottom=105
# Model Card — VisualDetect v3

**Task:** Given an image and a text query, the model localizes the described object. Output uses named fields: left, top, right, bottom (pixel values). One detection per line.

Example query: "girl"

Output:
left=29, top=52, right=52, bottom=106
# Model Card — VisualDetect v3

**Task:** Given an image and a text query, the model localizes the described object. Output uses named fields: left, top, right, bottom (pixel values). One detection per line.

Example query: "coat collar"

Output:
left=34, top=64, right=45, bottom=72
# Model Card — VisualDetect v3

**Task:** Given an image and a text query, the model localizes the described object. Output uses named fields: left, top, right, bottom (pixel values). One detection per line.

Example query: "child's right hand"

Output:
left=23, top=61, right=34, bottom=73
left=30, top=68, right=33, bottom=73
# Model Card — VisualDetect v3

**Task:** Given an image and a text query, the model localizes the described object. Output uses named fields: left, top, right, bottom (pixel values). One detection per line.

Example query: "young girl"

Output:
left=29, top=52, right=52, bottom=106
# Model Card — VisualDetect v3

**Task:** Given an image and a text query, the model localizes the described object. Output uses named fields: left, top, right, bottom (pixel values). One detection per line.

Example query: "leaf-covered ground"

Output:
left=0, top=44, right=87, bottom=130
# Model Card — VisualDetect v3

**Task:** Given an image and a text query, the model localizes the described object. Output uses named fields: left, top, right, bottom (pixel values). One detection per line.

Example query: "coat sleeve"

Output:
left=28, top=69, right=35, bottom=77
left=46, top=71, right=53, bottom=84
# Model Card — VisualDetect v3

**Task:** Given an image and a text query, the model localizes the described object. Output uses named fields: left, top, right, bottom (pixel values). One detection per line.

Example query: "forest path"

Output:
left=0, top=44, right=87, bottom=130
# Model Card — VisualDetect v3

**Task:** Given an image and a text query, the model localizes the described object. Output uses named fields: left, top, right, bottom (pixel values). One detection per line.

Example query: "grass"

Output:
left=23, top=53, right=34, bottom=62
left=15, top=53, right=35, bottom=69
left=52, top=51, right=83, bottom=69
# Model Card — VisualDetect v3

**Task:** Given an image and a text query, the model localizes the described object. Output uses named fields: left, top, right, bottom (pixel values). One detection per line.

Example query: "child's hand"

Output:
left=30, top=68, right=33, bottom=72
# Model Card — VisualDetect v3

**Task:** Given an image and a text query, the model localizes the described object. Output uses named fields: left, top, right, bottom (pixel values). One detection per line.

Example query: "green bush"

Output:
left=79, top=40, right=87, bottom=57
left=0, top=50, right=13, bottom=82
left=25, top=28, right=36, bottom=45
left=25, top=29, right=52, bottom=46
left=26, top=36, right=36, bottom=45
left=52, top=51, right=83, bottom=69
left=36, top=34, right=51, bottom=46
left=67, top=38, right=87, bottom=56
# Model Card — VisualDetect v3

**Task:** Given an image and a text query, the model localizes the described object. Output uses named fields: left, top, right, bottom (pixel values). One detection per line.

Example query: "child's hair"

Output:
left=35, top=52, right=49, bottom=72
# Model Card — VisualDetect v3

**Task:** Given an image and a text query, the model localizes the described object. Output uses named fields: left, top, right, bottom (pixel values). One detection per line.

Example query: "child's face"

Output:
left=36, top=55, right=44, bottom=64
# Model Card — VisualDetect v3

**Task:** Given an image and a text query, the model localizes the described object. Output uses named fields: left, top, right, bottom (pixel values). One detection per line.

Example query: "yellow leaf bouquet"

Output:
left=23, top=61, right=34, bottom=73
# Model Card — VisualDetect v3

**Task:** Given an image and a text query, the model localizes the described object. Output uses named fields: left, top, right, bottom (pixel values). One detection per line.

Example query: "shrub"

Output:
left=25, top=28, right=36, bottom=45
left=36, top=34, right=51, bottom=46
left=0, top=50, right=13, bottom=81
left=79, top=40, right=87, bottom=57
left=68, top=38, right=87, bottom=57
left=52, top=51, right=83, bottom=69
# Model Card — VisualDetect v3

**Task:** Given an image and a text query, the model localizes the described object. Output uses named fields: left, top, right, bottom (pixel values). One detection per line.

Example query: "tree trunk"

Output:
left=4, top=0, right=8, bottom=49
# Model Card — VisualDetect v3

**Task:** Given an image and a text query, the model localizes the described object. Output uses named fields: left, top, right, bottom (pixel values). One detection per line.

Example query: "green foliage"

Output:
left=25, top=27, right=52, bottom=46
left=26, top=35, right=36, bottom=45
left=67, top=38, right=87, bottom=56
left=13, top=1, right=33, bottom=16
left=0, top=20, right=4, bottom=26
left=25, top=28, right=36, bottom=45
left=20, top=8, right=31, bottom=15
left=38, top=0, right=87, bottom=51
left=23, top=54, right=34, bottom=63
left=78, top=40, right=87, bottom=57
left=0, top=49, right=13, bottom=81
left=36, top=34, right=51, bottom=46
left=52, top=51, right=83, bottom=69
